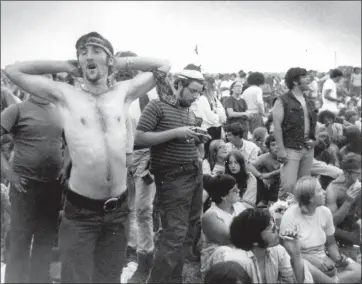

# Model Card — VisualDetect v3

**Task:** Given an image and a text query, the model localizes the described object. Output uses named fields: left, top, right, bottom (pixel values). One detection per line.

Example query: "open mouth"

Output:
left=87, top=63, right=97, bottom=70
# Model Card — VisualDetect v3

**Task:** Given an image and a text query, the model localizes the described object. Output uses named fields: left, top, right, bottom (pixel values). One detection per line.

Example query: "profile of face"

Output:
left=226, top=132, right=239, bottom=146
left=216, top=141, right=228, bottom=161
left=260, top=217, right=280, bottom=247
left=231, top=82, right=243, bottom=96
left=323, top=116, right=334, bottom=126
left=178, top=81, right=203, bottom=107
left=78, top=45, right=113, bottom=83
left=227, top=155, right=241, bottom=174
left=230, top=74, right=236, bottom=81
left=269, top=141, right=278, bottom=156
left=223, top=185, right=240, bottom=204
left=310, top=182, right=326, bottom=207
left=345, top=168, right=362, bottom=184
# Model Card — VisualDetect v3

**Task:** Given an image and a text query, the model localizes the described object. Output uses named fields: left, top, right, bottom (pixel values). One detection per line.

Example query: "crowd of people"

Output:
left=0, top=31, right=361, bottom=284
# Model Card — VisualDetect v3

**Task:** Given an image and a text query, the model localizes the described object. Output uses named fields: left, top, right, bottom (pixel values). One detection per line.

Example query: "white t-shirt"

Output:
left=351, top=73, right=361, bottom=87
left=279, top=204, right=335, bottom=252
left=321, top=78, right=338, bottom=113
left=242, top=85, right=264, bottom=113
left=220, top=80, right=234, bottom=98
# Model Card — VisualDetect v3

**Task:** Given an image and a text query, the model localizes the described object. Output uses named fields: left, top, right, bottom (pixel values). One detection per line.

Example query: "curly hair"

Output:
left=223, top=122, right=244, bottom=138
left=204, top=261, right=252, bottom=284
left=330, top=69, right=343, bottom=79
left=247, top=72, right=265, bottom=86
left=203, top=174, right=236, bottom=204
left=230, top=208, right=271, bottom=251
left=318, top=110, right=336, bottom=124
left=284, top=67, right=307, bottom=90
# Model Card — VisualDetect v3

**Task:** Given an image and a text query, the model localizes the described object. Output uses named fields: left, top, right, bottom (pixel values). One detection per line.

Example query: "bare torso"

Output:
left=58, top=82, right=130, bottom=199
left=295, top=95, right=310, bottom=138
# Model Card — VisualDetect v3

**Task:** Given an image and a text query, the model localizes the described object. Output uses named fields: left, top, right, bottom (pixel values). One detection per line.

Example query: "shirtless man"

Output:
left=326, top=153, right=361, bottom=246
left=273, top=67, right=317, bottom=199
left=4, top=31, right=171, bottom=283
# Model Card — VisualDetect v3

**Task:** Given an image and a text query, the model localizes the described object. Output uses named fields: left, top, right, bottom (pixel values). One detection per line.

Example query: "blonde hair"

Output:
left=294, top=176, right=320, bottom=214
left=208, top=139, right=224, bottom=170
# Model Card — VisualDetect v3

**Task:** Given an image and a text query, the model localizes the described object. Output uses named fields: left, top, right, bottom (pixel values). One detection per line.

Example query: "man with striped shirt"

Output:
left=135, top=65, right=207, bottom=283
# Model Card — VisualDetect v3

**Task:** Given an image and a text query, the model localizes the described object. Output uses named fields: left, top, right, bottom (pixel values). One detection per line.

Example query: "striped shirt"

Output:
left=137, top=99, right=198, bottom=172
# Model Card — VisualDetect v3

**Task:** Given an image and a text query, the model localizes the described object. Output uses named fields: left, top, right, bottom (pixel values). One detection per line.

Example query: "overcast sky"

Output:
left=1, top=1, right=361, bottom=72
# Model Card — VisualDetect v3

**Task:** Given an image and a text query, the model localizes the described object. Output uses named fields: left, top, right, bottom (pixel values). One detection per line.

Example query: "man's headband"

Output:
left=77, top=37, right=113, bottom=57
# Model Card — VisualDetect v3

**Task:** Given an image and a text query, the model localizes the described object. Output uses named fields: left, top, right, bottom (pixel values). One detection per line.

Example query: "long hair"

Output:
left=225, top=151, right=249, bottom=196
left=207, top=140, right=225, bottom=171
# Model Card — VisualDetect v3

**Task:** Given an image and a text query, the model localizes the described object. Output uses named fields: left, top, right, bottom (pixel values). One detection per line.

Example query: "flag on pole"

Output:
left=194, top=44, right=198, bottom=55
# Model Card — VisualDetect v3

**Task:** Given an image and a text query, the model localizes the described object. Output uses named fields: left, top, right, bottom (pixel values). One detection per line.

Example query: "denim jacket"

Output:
left=280, top=91, right=317, bottom=150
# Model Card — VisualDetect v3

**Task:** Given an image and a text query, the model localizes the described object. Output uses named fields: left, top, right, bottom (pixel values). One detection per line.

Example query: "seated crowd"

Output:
left=1, top=64, right=361, bottom=284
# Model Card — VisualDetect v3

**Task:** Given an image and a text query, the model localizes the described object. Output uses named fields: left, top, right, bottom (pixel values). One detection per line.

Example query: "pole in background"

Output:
left=334, top=51, right=337, bottom=68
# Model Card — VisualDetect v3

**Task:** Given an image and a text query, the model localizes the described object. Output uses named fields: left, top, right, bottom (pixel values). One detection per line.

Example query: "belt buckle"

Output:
left=103, top=197, right=119, bottom=212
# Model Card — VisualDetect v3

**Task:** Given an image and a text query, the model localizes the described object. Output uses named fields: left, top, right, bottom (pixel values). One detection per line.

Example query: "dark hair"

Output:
left=247, top=72, right=265, bottom=86
left=230, top=73, right=237, bottom=78
left=203, top=174, right=236, bottom=204
left=224, top=122, right=244, bottom=138
left=238, top=70, right=247, bottom=78
left=344, top=126, right=362, bottom=155
left=75, top=31, right=114, bottom=56
left=230, top=208, right=271, bottom=251
left=330, top=69, right=343, bottom=79
left=114, top=51, right=138, bottom=81
left=318, top=110, right=336, bottom=123
left=225, top=151, right=249, bottom=195
left=241, top=83, right=250, bottom=93
left=265, top=133, right=276, bottom=149
left=284, top=67, right=307, bottom=90
left=229, top=81, right=243, bottom=96
left=204, top=261, right=252, bottom=284
left=314, top=133, right=335, bottom=165
left=341, top=153, right=361, bottom=172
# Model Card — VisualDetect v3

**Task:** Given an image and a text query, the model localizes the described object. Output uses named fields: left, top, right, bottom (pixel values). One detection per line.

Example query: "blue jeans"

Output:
left=148, top=161, right=203, bottom=283
left=279, top=147, right=314, bottom=199
left=127, top=149, right=156, bottom=253
left=5, top=179, right=62, bottom=283
left=59, top=193, right=129, bottom=283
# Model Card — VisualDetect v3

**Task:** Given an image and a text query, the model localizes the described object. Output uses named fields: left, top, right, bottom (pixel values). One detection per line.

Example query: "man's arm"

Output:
left=4, top=60, right=78, bottom=104
left=1, top=86, right=19, bottom=107
left=113, top=57, right=171, bottom=103
left=272, top=99, right=285, bottom=150
left=324, top=89, right=340, bottom=102
left=226, top=108, right=249, bottom=118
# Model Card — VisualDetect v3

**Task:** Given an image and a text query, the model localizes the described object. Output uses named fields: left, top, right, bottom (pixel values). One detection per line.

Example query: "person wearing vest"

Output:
left=273, top=68, right=317, bottom=199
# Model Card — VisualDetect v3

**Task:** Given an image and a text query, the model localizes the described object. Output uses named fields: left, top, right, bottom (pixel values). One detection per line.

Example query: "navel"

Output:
left=80, top=117, right=86, bottom=125
left=117, top=116, right=121, bottom=123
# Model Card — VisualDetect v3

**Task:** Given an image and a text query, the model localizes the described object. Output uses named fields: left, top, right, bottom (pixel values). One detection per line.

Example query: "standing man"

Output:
left=273, top=67, right=318, bottom=199
left=320, top=68, right=343, bottom=114
left=4, top=31, right=171, bottom=283
left=1, top=92, right=63, bottom=283
left=135, top=65, right=208, bottom=283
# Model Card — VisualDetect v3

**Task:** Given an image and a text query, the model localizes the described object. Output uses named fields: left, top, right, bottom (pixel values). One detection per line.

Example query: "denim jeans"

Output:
left=279, top=147, right=314, bottom=199
left=148, top=161, right=203, bottom=283
left=127, top=149, right=156, bottom=253
left=59, top=193, right=129, bottom=283
left=5, top=179, right=62, bottom=283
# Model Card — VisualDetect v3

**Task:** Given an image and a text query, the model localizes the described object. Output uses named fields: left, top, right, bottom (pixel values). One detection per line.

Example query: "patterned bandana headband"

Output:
left=77, top=37, right=113, bottom=57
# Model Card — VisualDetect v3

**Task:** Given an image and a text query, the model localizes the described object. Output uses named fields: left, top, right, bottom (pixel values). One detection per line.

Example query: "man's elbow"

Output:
left=135, top=131, right=150, bottom=147
left=159, top=60, right=172, bottom=73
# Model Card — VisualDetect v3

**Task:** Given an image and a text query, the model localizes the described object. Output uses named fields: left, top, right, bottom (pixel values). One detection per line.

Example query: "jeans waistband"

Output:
left=151, top=160, right=200, bottom=177
left=66, top=189, right=128, bottom=213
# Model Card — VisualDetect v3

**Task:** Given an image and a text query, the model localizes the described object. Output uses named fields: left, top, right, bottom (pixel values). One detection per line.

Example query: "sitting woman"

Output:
left=280, top=176, right=361, bottom=283
left=225, top=150, right=258, bottom=206
left=252, top=127, right=269, bottom=154
left=202, top=139, right=228, bottom=212
left=203, top=139, right=228, bottom=177
left=203, top=208, right=314, bottom=283
left=200, top=174, right=252, bottom=278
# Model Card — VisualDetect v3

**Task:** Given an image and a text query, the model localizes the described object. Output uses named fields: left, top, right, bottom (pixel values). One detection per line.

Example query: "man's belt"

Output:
left=66, top=189, right=128, bottom=213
